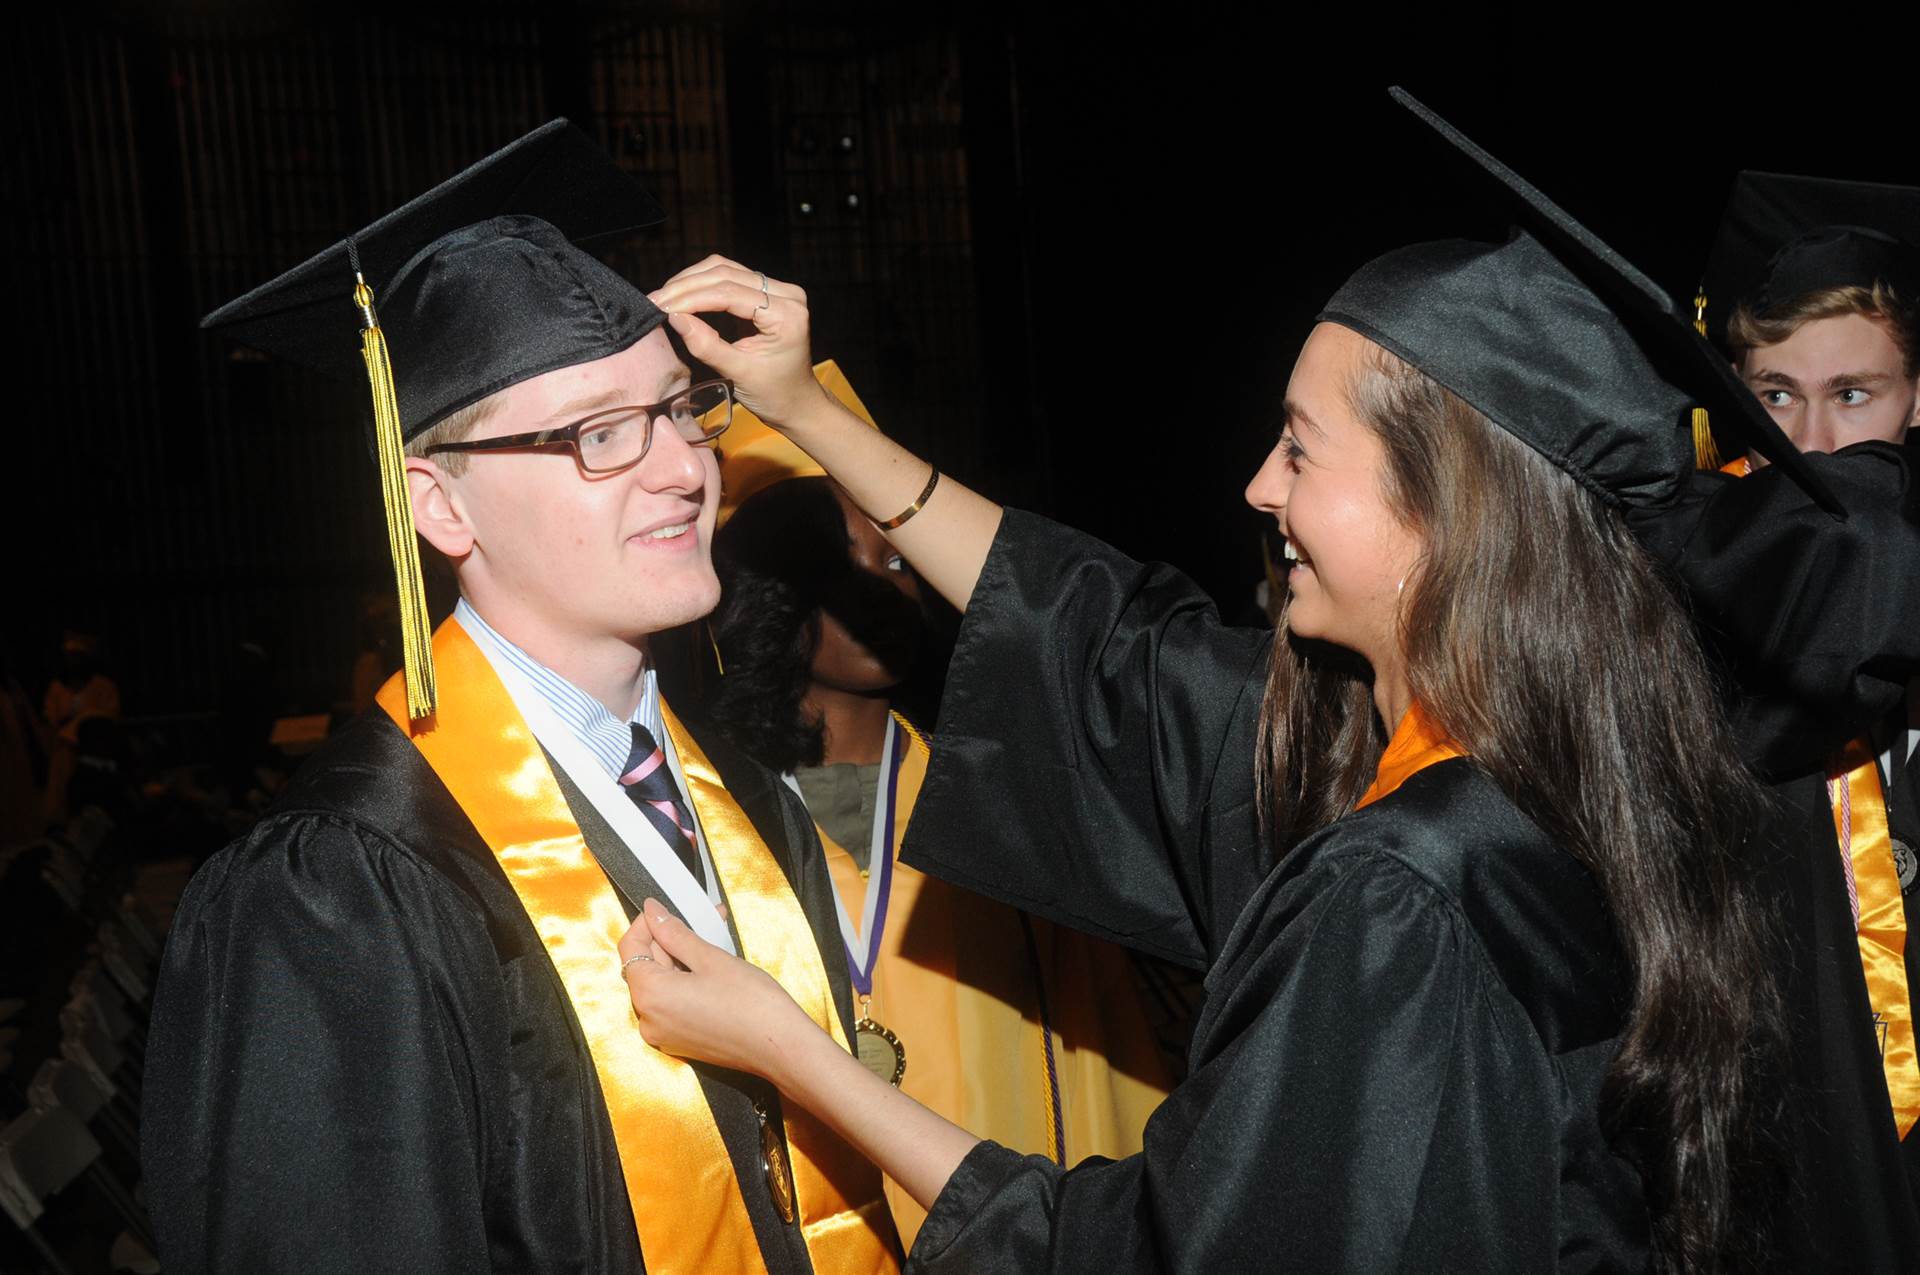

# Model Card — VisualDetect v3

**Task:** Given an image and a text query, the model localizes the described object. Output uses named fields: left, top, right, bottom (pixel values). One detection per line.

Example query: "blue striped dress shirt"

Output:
left=454, top=598, right=667, bottom=781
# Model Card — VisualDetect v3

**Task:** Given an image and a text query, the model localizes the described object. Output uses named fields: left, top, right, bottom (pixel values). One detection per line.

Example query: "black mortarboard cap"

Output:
left=1318, top=89, right=1841, bottom=517
left=202, top=120, right=669, bottom=718
left=202, top=118, right=668, bottom=440
left=1700, top=170, right=1920, bottom=345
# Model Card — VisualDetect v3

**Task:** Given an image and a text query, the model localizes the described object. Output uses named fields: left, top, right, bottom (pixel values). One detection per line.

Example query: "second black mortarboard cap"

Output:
left=1317, top=89, right=1840, bottom=516
left=1699, top=170, right=1920, bottom=346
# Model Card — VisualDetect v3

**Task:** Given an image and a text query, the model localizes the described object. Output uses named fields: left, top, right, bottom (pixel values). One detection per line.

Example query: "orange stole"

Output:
left=377, top=618, right=898, bottom=1274
left=1357, top=703, right=1465, bottom=810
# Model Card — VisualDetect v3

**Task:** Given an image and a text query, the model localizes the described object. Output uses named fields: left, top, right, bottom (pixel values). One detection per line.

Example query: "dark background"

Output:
left=7, top=1, right=1916, bottom=723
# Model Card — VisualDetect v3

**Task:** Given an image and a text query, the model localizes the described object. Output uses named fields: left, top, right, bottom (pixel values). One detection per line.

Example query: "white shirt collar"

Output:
left=453, top=598, right=661, bottom=778
left=452, top=599, right=731, bottom=949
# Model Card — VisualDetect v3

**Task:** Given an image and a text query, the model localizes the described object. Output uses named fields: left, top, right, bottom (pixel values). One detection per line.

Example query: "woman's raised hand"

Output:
left=649, top=256, right=829, bottom=429
left=654, top=255, right=1003, bottom=613
left=619, top=899, right=818, bottom=1083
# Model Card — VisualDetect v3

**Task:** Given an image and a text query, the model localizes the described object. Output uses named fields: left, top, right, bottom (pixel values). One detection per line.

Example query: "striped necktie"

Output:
left=620, top=723, right=704, bottom=889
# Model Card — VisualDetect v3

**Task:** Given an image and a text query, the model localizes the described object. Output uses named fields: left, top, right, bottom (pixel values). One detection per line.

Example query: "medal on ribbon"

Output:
left=846, top=719, right=908, bottom=1086
left=753, top=1096, right=798, bottom=1224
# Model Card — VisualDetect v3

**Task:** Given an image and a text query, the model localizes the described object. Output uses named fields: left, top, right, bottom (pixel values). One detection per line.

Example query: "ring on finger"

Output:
left=621, top=952, right=655, bottom=973
left=756, top=270, right=770, bottom=312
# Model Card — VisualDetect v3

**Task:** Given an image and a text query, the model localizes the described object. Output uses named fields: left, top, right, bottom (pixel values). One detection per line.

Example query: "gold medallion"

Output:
left=755, top=1101, right=797, bottom=1224
left=854, top=1016, right=907, bottom=1087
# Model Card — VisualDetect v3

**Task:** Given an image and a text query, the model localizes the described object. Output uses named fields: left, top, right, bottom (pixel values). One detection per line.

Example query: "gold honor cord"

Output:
left=353, top=268, right=437, bottom=718
left=1829, top=739, right=1920, bottom=1137
left=1690, top=289, right=1725, bottom=471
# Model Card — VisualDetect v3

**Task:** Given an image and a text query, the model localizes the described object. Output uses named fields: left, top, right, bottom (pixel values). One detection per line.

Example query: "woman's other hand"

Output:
left=619, top=899, right=816, bottom=1083
left=650, top=257, right=828, bottom=429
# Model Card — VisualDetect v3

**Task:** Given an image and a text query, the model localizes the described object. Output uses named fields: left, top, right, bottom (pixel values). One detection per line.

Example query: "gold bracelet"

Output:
left=879, top=466, right=940, bottom=529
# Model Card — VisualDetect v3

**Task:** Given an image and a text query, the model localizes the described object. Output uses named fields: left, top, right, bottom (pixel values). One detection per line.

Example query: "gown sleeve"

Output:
left=905, top=847, right=1580, bottom=1274
left=1630, top=438, right=1920, bottom=777
left=143, top=812, right=512, bottom=1275
left=902, top=509, right=1275, bottom=967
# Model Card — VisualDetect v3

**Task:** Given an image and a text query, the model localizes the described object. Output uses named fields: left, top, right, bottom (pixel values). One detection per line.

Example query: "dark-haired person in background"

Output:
left=41, top=631, right=121, bottom=826
left=43, top=632, right=120, bottom=745
left=704, top=380, right=1168, bottom=1246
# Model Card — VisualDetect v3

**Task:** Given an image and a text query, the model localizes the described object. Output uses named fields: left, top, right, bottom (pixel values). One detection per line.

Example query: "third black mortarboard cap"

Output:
left=1317, top=89, right=1840, bottom=516
left=202, top=118, right=668, bottom=440
left=1700, top=170, right=1920, bottom=345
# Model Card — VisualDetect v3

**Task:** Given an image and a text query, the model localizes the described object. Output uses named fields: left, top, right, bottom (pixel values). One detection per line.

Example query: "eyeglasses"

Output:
left=424, top=379, right=734, bottom=474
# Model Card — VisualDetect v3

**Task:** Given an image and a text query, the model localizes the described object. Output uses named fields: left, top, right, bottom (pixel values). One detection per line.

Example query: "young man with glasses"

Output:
left=141, top=122, right=900, bottom=1274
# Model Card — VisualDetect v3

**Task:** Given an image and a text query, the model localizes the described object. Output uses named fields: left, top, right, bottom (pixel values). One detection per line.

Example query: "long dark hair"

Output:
left=1257, top=344, right=1789, bottom=1270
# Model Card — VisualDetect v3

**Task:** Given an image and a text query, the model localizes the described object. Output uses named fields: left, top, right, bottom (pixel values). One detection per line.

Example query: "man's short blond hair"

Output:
left=404, top=393, right=502, bottom=477
left=1728, top=281, right=1918, bottom=377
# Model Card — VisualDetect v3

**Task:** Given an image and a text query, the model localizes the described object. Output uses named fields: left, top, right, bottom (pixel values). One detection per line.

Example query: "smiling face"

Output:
left=419, top=328, right=722, bottom=653
left=1244, top=323, right=1426, bottom=683
left=1741, top=311, right=1918, bottom=460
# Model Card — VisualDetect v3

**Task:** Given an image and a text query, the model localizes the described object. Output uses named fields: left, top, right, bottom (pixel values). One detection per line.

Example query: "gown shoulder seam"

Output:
left=1292, top=841, right=1536, bottom=1037
left=196, top=806, right=485, bottom=917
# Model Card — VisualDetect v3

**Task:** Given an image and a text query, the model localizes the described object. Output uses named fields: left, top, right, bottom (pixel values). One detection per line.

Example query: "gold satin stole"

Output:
left=378, top=617, right=899, bottom=1274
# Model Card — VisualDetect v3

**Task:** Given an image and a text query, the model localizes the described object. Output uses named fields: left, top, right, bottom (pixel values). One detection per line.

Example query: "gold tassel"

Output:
left=355, top=273, right=438, bottom=719
left=1690, top=288, right=1724, bottom=471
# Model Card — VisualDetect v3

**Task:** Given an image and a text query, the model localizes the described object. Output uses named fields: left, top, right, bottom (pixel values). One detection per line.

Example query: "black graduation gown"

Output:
left=1630, top=438, right=1920, bottom=779
left=141, top=708, right=863, bottom=1274
left=1633, top=438, right=1920, bottom=1272
left=898, top=510, right=1649, bottom=1273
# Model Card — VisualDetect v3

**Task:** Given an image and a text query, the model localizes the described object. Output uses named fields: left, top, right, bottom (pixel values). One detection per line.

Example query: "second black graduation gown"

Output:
left=1634, top=438, right=1920, bottom=1270
left=899, top=511, right=1648, bottom=1272
left=1630, top=438, right=1920, bottom=780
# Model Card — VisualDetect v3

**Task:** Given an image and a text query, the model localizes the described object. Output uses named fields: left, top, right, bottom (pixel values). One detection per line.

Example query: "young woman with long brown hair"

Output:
left=612, top=95, right=1830, bottom=1271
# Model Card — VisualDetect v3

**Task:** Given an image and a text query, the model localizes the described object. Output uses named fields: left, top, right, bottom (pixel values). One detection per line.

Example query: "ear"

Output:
left=407, top=456, right=475, bottom=560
